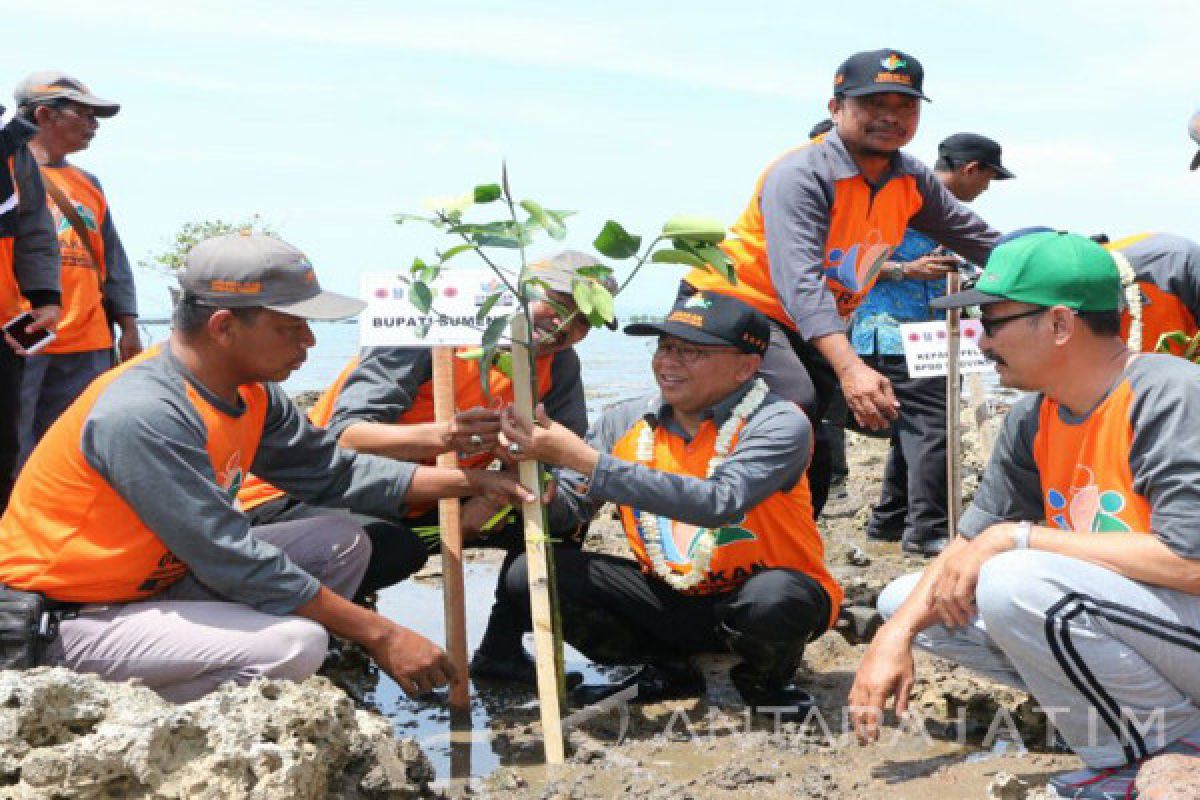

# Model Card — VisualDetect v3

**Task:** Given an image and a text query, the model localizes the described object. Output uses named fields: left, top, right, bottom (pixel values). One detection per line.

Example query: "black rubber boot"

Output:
left=570, top=659, right=704, bottom=707
left=470, top=601, right=582, bottom=689
left=717, top=622, right=814, bottom=722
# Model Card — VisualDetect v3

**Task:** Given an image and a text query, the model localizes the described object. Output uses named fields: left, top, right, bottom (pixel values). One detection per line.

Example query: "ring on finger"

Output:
left=508, top=442, right=522, bottom=456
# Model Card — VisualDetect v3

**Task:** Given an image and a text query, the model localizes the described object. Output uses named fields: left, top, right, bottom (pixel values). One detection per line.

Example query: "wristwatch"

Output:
left=881, top=264, right=905, bottom=281
left=1010, top=520, right=1033, bottom=550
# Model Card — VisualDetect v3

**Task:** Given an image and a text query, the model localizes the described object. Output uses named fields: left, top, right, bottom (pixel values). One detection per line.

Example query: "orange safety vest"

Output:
left=1107, top=233, right=1199, bottom=353
left=0, top=155, right=21, bottom=321
left=610, top=417, right=841, bottom=624
left=238, top=349, right=556, bottom=512
left=686, top=144, right=922, bottom=326
left=34, top=165, right=112, bottom=352
left=1032, top=382, right=1151, bottom=535
left=0, top=346, right=270, bottom=602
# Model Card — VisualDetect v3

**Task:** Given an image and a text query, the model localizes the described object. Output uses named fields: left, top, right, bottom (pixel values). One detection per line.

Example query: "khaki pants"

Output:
left=44, top=515, right=370, bottom=703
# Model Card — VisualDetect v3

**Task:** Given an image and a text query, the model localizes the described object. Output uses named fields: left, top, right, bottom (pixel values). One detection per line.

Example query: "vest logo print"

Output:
left=634, top=511, right=756, bottom=570
left=1046, top=466, right=1131, bottom=533
left=218, top=452, right=246, bottom=510
left=825, top=239, right=892, bottom=311
left=51, top=200, right=98, bottom=236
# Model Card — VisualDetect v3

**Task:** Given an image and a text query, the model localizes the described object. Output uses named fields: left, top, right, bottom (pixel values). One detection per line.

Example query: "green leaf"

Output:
left=411, top=281, right=433, bottom=313
left=416, top=319, right=433, bottom=338
left=575, top=265, right=613, bottom=281
left=651, top=248, right=706, bottom=268
left=475, top=292, right=502, bottom=323
left=521, top=199, right=566, bottom=240
left=590, top=283, right=615, bottom=325
left=593, top=220, right=642, bottom=260
left=572, top=280, right=595, bottom=316
left=409, top=257, right=427, bottom=277
left=585, top=309, right=608, bottom=328
left=482, top=314, right=510, bottom=348
left=494, top=351, right=513, bottom=378
left=420, top=263, right=441, bottom=284
left=474, top=183, right=503, bottom=203
left=662, top=214, right=727, bottom=244
left=439, top=243, right=478, bottom=263
left=479, top=345, right=496, bottom=400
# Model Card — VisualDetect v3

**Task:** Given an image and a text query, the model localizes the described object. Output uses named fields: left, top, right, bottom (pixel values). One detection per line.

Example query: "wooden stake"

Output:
left=432, top=346, right=470, bottom=711
left=945, top=273, right=962, bottom=536
left=508, top=313, right=566, bottom=764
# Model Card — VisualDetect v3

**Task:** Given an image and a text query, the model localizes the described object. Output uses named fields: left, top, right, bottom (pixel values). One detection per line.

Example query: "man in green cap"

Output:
left=848, top=232, right=1200, bottom=798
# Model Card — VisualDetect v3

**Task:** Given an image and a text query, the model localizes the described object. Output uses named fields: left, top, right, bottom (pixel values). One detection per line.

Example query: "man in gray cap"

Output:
left=0, top=232, right=535, bottom=702
left=238, top=249, right=608, bottom=686
left=14, top=71, right=140, bottom=465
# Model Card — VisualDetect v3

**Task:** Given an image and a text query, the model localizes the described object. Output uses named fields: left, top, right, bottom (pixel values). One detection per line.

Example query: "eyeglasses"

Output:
left=978, top=307, right=1049, bottom=337
left=653, top=339, right=737, bottom=365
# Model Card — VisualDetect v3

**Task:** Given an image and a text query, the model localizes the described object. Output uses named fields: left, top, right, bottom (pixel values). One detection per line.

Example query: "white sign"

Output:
left=899, top=319, right=997, bottom=378
left=359, top=270, right=516, bottom=347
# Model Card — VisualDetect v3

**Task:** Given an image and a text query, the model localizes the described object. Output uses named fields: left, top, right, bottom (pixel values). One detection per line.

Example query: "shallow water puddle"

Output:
left=369, top=561, right=610, bottom=789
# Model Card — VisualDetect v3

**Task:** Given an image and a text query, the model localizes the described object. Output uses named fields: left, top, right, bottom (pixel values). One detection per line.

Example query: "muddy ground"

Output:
left=347, top=405, right=1084, bottom=799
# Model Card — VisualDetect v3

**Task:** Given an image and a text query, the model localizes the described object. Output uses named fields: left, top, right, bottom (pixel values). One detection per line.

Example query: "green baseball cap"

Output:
left=931, top=231, right=1122, bottom=312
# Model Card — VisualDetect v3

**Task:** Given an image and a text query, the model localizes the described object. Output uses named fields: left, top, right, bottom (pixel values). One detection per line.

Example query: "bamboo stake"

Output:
left=508, top=313, right=565, bottom=764
left=945, top=273, right=962, bottom=536
left=432, top=346, right=470, bottom=711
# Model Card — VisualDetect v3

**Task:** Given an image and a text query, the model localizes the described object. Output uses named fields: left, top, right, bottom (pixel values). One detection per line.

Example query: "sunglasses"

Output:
left=978, top=307, right=1049, bottom=337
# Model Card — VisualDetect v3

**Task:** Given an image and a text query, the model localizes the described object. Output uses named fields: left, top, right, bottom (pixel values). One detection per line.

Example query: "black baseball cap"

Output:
left=833, top=49, right=928, bottom=102
left=624, top=291, right=770, bottom=355
left=938, top=133, right=1014, bottom=179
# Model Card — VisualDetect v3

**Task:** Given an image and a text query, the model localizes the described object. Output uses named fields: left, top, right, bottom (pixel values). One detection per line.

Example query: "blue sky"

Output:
left=5, top=0, right=1199, bottom=317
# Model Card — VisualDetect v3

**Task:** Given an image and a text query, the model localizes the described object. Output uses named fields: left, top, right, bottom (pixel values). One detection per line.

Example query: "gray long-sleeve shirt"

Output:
left=759, top=129, right=999, bottom=340
left=8, top=121, right=60, bottom=306
left=961, top=355, right=1200, bottom=560
left=81, top=346, right=416, bottom=613
left=67, top=165, right=136, bottom=318
left=326, top=345, right=588, bottom=439
left=547, top=381, right=811, bottom=532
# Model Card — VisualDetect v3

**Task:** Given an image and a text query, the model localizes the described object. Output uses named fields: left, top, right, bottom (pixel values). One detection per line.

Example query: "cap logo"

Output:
left=302, top=267, right=317, bottom=285
left=209, top=279, right=263, bottom=295
left=667, top=310, right=704, bottom=328
left=874, top=72, right=913, bottom=86
left=880, top=53, right=907, bottom=71
left=834, top=73, right=845, bottom=86
left=684, top=294, right=712, bottom=309
left=742, top=332, right=766, bottom=350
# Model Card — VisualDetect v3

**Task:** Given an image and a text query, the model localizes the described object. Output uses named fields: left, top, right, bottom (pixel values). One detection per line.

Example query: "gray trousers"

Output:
left=879, top=550, right=1200, bottom=768
left=18, top=349, right=112, bottom=466
left=45, top=516, right=370, bottom=703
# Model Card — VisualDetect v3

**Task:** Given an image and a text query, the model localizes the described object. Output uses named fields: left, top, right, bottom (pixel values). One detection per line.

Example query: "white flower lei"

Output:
left=1111, top=250, right=1142, bottom=353
left=634, top=378, right=769, bottom=590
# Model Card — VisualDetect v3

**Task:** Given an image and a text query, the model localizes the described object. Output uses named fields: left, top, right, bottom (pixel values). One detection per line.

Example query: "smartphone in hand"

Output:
left=4, top=312, right=55, bottom=355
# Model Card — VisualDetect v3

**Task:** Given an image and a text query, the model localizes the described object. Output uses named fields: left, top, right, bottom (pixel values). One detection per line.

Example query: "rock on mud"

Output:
left=0, top=667, right=433, bottom=799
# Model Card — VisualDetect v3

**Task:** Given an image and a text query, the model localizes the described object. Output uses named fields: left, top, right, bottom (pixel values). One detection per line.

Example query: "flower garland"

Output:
left=635, top=378, right=769, bottom=590
left=1111, top=250, right=1142, bottom=353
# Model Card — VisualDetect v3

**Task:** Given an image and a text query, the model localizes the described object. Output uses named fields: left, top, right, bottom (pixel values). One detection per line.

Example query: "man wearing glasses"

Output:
left=499, top=292, right=841, bottom=716
left=14, top=71, right=140, bottom=463
left=849, top=232, right=1200, bottom=798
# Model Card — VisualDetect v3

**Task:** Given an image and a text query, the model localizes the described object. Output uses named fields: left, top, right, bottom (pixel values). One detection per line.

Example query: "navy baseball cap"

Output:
left=834, top=49, right=929, bottom=102
left=625, top=292, right=770, bottom=355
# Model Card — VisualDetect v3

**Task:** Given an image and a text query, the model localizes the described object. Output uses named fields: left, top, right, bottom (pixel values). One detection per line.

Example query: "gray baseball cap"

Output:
left=527, top=249, right=618, bottom=329
left=15, top=71, right=120, bottom=117
left=1190, top=110, right=1200, bottom=171
left=180, top=233, right=365, bottom=321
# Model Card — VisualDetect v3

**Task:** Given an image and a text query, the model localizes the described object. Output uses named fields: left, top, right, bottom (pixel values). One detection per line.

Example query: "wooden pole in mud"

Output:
left=945, top=273, right=962, bottom=536
left=508, top=312, right=566, bottom=764
left=432, top=346, right=470, bottom=711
